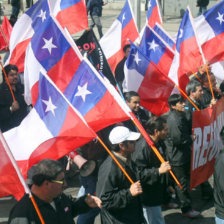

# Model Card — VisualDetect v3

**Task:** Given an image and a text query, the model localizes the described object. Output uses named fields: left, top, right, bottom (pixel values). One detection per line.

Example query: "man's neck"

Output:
left=150, top=135, right=159, bottom=144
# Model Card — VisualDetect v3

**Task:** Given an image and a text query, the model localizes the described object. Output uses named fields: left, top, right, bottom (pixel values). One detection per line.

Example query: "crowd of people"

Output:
left=1, top=59, right=224, bottom=224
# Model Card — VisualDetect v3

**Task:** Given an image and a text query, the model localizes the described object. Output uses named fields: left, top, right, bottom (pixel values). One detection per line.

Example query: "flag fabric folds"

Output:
left=0, top=16, right=12, bottom=51
left=195, top=1, right=224, bottom=64
left=168, top=7, right=204, bottom=91
left=0, top=131, right=27, bottom=200
left=100, top=0, right=139, bottom=73
left=5, top=0, right=88, bottom=73
left=123, top=44, right=175, bottom=115
left=146, top=0, right=162, bottom=28
left=24, top=15, right=131, bottom=133
left=139, top=25, right=174, bottom=76
left=4, top=72, right=97, bottom=177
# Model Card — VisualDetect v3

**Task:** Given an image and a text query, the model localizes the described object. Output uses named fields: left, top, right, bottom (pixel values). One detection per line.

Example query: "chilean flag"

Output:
left=4, top=72, right=97, bottom=178
left=168, top=7, right=204, bottom=91
left=153, top=22, right=175, bottom=50
left=5, top=0, right=88, bottom=73
left=146, top=0, right=162, bottom=28
left=123, top=44, right=174, bottom=115
left=100, top=0, right=139, bottom=73
left=195, top=1, right=224, bottom=64
left=24, top=15, right=131, bottom=133
left=139, top=25, right=174, bottom=76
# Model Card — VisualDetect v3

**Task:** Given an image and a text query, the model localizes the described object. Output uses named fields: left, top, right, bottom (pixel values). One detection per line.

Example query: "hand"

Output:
left=158, top=161, right=171, bottom=174
left=129, top=180, right=142, bottom=197
left=11, top=101, right=20, bottom=112
left=192, top=134, right=196, bottom=141
left=85, top=193, right=102, bottom=208
left=210, top=98, right=216, bottom=107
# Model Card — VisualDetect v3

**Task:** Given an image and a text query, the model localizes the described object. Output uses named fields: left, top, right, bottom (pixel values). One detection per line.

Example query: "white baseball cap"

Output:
left=109, top=126, right=141, bottom=144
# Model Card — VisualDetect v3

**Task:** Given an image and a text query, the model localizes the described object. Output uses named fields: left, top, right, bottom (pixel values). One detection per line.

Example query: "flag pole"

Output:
left=0, top=60, right=16, bottom=102
left=0, top=131, right=45, bottom=224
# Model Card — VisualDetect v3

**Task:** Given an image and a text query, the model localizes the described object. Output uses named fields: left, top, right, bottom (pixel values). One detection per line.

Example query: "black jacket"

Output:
left=165, top=110, right=192, bottom=166
left=8, top=193, right=90, bottom=224
left=197, top=0, right=209, bottom=7
left=96, top=154, right=145, bottom=224
left=184, top=98, right=203, bottom=132
left=131, top=138, right=167, bottom=206
left=214, top=150, right=224, bottom=219
left=86, top=0, right=103, bottom=17
left=0, top=82, right=28, bottom=132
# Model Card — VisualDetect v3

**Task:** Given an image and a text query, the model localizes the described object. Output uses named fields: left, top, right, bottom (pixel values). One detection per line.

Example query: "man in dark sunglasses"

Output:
left=8, top=159, right=102, bottom=224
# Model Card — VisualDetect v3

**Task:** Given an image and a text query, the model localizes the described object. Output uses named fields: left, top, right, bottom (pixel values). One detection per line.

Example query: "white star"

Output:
left=148, top=39, right=159, bottom=52
left=37, top=9, right=46, bottom=22
left=132, top=52, right=141, bottom=65
left=147, top=0, right=152, bottom=10
left=122, top=13, right=126, bottom=22
left=42, top=37, right=57, bottom=54
left=178, top=29, right=183, bottom=39
left=42, top=96, right=57, bottom=116
left=216, top=12, right=224, bottom=25
left=75, top=83, right=92, bottom=102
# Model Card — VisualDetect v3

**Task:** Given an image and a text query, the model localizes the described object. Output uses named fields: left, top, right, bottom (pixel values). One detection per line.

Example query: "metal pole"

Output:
left=132, top=0, right=141, bottom=31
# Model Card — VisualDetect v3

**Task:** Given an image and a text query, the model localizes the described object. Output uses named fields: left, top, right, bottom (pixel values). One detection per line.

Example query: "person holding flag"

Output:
left=8, top=159, right=102, bottom=224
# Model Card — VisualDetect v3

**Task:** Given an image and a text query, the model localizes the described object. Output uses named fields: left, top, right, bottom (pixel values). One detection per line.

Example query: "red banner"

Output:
left=190, top=98, right=224, bottom=189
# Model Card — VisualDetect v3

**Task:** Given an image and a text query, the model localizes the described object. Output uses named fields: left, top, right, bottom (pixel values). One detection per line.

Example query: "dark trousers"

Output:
left=172, top=163, right=192, bottom=213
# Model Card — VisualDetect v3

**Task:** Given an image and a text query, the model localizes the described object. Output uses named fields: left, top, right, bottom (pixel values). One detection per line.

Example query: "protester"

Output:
left=96, top=126, right=146, bottom=224
left=115, top=44, right=131, bottom=92
left=197, top=0, right=209, bottom=16
left=86, top=0, right=105, bottom=38
left=11, top=0, right=20, bottom=19
left=165, top=94, right=200, bottom=218
left=214, top=127, right=224, bottom=224
left=0, top=64, right=28, bottom=132
left=200, top=73, right=221, bottom=108
left=8, top=159, right=102, bottom=224
left=124, top=91, right=150, bottom=131
left=131, top=116, right=171, bottom=224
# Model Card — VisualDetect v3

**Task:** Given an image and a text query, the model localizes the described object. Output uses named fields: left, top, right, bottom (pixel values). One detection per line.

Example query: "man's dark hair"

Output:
left=123, top=44, right=131, bottom=53
left=145, top=116, right=166, bottom=135
left=168, top=94, right=184, bottom=110
left=186, top=80, right=202, bottom=96
left=125, top=91, right=139, bottom=102
left=2, top=64, right=18, bottom=82
left=31, top=159, right=63, bottom=186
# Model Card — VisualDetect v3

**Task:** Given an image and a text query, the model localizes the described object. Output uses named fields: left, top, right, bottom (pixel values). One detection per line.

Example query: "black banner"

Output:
left=75, top=29, right=117, bottom=86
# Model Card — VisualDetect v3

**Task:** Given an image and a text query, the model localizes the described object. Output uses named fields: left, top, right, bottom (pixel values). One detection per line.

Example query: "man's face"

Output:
left=158, top=123, right=168, bottom=140
left=203, top=74, right=217, bottom=89
left=125, top=47, right=131, bottom=58
left=192, top=86, right=203, bottom=101
left=7, top=69, right=18, bottom=86
left=49, top=172, right=66, bottom=199
left=172, top=101, right=186, bottom=112
left=123, top=141, right=136, bottom=155
left=126, top=96, right=140, bottom=113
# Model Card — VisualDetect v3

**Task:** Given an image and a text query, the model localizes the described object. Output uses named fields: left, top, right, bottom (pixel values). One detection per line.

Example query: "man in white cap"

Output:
left=96, top=126, right=146, bottom=224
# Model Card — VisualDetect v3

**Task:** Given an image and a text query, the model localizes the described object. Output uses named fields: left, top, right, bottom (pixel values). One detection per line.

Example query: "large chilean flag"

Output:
left=100, top=0, right=139, bottom=73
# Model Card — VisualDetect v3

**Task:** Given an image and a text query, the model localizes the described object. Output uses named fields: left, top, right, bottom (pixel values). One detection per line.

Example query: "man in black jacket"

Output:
left=96, top=126, right=146, bottom=224
left=165, top=94, right=200, bottom=218
left=8, top=159, right=102, bottom=224
left=197, top=0, right=209, bottom=15
left=0, top=64, right=28, bottom=132
left=131, top=116, right=171, bottom=224
left=214, top=127, right=224, bottom=224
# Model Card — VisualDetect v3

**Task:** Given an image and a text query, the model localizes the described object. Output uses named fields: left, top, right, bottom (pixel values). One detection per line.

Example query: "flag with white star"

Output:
left=168, top=7, right=204, bottom=92
left=6, top=0, right=88, bottom=73
left=194, top=0, right=224, bottom=64
left=25, top=14, right=131, bottom=133
left=123, top=44, right=174, bottom=115
left=153, top=23, right=175, bottom=50
left=100, top=0, right=139, bottom=73
left=146, top=0, right=162, bottom=28
left=139, top=25, right=174, bottom=76
left=4, top=72, right=96, bottom=179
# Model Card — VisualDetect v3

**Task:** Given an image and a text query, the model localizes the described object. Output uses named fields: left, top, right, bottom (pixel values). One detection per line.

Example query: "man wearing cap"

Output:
left=8, top=159, right=102, bottom=224
left=131, top=116, right=171, bottom=224
left=96, top=126, right=146, bottom=224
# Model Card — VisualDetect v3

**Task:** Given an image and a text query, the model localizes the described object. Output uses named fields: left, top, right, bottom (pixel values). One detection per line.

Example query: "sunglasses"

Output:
left=51, top=178, right=65, bottom=185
